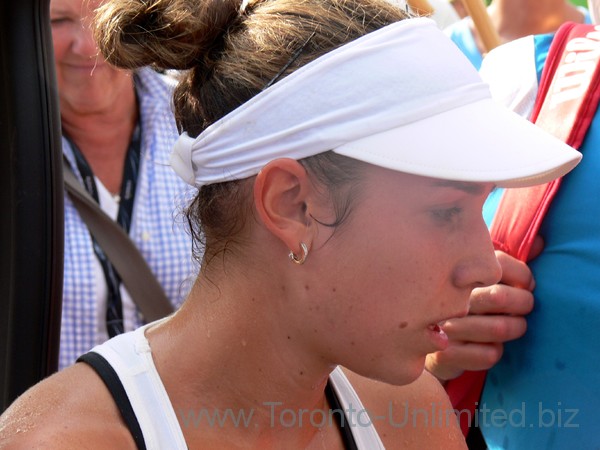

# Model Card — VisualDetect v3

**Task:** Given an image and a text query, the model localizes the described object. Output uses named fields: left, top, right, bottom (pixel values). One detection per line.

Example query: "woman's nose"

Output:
left=453, top=222, right=503, bottom=289
left=71, top=22, right=98, bottom=57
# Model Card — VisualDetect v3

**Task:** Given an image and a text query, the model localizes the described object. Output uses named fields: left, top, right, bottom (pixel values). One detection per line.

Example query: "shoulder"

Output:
left=443, top=17, right=470, bottom=41
left=343, top=369, right=466, bottom=450
left=0, top=363, right=135, bottom=450
left=480, top=36, right=539, bottom=118
left=133, top=67, right=181, bottom=160
left=134, top=66, right=177, bottom=105
left=578, top=6, right=592, bottom=24
left=443, top=18, right=482, bottom=69
left=427, top=0, right=460, bottom=30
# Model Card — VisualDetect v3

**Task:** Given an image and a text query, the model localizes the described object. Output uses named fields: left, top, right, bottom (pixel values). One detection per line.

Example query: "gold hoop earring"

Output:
left=289, top=242, right=309, bottom=265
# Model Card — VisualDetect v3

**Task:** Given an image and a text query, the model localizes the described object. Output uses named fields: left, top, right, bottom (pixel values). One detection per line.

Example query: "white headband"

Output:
left=171, top=18, right=580, bottom=189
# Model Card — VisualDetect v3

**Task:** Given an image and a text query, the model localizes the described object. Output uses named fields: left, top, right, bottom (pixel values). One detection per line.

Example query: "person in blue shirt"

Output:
left=428, top=1, right=600, bottom=448
left=445, top=0, right=590, bottom=69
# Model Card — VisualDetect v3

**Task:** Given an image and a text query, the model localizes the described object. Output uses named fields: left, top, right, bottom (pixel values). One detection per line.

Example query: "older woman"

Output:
left=0, top=0, right=579, bottom=448
left=51, top=0, right=196, bottom=368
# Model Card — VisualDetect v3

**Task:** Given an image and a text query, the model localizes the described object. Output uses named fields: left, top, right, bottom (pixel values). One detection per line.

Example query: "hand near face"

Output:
left=425, top=237, right=543, bottom=381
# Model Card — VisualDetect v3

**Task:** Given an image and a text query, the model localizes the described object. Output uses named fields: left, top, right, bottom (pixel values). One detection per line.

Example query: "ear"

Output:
left=254, top=158, right=313, bottom=253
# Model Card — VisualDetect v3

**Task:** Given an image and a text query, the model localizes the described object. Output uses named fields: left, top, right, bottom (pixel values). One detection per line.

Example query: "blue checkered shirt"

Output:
left=61, top=68, right=197, bottom=369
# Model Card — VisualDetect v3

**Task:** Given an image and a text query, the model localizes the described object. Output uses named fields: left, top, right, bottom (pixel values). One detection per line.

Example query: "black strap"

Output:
left=78, top=352, right=147, bottom=450
left=325, top=381, right=358, bottom=450
left=65, top=126, right=141, bottom=337
left=466, top=422, right=487, bottom=450
left=63, top=159, right=175, bottom=323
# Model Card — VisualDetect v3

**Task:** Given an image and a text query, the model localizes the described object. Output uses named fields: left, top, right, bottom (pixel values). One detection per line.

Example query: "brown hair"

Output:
left=94, top=0, right=409, bottom=265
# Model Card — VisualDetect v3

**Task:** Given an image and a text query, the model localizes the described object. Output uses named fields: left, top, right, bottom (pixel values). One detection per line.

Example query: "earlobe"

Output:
left=254, top=158, right=313, bottom=252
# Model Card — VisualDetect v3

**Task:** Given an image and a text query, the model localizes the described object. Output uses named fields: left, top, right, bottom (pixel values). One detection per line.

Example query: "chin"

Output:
left=358, top=358, right=426, bottom=387
left=387, top=366, right=425, bottom=387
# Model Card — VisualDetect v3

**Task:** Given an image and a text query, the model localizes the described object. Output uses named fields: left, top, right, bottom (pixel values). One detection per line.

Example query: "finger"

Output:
left=527, top=235, right=544, bottom=261
left=469, top=283, right=534, bottom=316
left=495, top=250, right=535, bottom=290
left=426, top=342, right=504, bottom=380
left=441, top=314, right=528, bottom=344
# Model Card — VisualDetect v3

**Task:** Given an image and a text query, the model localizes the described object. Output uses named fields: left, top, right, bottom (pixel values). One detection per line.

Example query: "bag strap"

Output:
left=491, top=22, right=600, bottom=260
left=63, top=158, right=174, bottom=322
left=445, top=22, right=600, bottom=438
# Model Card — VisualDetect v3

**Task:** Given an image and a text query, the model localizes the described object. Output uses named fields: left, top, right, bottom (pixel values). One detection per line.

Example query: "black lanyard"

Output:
left=66, top=123, right=142, bottom=338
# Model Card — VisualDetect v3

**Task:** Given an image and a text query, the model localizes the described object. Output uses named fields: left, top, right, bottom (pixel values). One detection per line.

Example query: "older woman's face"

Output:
left=50, top=0, right=133, bottom=116
left=305, top=166, right=500, bottom=385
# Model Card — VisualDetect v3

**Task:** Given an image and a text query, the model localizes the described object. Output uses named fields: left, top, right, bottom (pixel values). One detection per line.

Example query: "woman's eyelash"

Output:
left=51, top=17, right=70, bottom=25
left=431, top=206, right=462, bottom=222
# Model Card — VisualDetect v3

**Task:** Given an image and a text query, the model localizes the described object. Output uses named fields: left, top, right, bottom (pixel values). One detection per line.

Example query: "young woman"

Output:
left=0, top=0, right=580, bottom=448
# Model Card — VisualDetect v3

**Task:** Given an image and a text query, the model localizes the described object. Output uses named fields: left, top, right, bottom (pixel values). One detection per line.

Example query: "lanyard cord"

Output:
left=66, top=123, right=142, bottom=338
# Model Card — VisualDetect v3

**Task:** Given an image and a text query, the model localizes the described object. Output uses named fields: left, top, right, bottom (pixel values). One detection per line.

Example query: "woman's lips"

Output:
left=426, top=322, right=449, bottom=351
left=63, top=61, right=106, bottom=73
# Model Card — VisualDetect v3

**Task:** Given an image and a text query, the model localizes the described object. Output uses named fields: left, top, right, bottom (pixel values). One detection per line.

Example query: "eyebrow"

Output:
left=50, top=7, right=70, bottom=15
left=431, top=180, right=488, bottom=195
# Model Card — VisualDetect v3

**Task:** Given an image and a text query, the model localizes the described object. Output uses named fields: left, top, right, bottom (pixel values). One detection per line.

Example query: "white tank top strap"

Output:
left=328, top=366, right=386, bottom=449
left=89, top=324, right=188, bottom=450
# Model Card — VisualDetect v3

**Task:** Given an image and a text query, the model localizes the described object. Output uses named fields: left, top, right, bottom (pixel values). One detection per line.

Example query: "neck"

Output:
left=62, top=89, right=138, bottom=194
left=488, top=0, right=585, bottom=42
left=147, top=271, right=338, bottom=446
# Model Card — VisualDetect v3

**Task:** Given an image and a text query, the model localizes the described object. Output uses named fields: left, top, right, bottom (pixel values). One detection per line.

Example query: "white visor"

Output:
left=171, top=18, right=581, bottom=188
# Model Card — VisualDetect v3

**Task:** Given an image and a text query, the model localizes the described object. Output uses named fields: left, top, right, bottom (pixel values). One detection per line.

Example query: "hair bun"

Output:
left=95, top=0, right=242, bottom=71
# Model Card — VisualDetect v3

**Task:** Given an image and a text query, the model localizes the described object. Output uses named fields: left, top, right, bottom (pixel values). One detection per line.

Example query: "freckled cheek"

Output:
left=324, top=259, right=432, bottom=331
